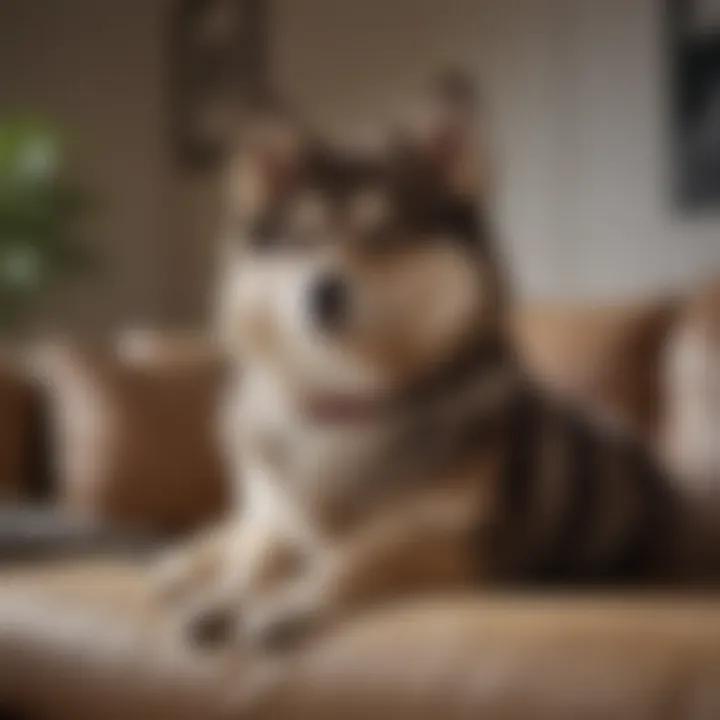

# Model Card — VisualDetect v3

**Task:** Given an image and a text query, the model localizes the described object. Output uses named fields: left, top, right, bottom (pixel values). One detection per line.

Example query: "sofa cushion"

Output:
left=661, top=277, right=720, bottom=530
left=1, top=561, right=720, bottom=719
left=513, top=298, right=679, bottom=440
left=33, top=341, right=230, bottom=535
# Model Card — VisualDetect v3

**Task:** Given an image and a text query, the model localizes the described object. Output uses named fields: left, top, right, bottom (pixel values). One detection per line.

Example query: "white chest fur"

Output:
left=221, top=365, right=392, bottom=539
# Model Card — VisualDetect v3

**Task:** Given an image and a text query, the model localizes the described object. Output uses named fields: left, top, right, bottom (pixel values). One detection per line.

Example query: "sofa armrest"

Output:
left=0, top=355, right=36, bottom=500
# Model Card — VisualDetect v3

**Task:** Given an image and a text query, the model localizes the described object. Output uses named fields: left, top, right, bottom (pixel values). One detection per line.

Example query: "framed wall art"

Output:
left=169, top=0, right=268, bottom=171
left=669, top=0, right=720, bottom=209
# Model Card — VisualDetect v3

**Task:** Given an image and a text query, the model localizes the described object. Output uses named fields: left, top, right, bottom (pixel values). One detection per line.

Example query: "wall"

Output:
left=0, top=0, right=177, bottom=334
left=272, top=0, right=720, bottom=300
left=1, top=0, right=717, bottom=335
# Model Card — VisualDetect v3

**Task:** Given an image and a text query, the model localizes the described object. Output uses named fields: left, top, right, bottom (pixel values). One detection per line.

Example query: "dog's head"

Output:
left=219, top=73, right=506, bottom=408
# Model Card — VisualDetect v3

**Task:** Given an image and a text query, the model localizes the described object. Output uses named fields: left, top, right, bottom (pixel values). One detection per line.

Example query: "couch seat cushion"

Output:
left=1, top=561, right=720, bottom=719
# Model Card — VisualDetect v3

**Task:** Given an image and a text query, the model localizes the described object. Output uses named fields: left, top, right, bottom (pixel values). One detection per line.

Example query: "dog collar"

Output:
left=303, top=334, right=515, bottom=425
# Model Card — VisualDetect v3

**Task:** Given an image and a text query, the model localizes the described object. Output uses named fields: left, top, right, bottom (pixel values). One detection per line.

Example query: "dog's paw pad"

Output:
left=185, top=606, right=238, bottom=650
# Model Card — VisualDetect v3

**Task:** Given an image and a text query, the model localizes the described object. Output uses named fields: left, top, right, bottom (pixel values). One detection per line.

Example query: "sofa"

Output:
left=0, top=288, right=718, bottom=720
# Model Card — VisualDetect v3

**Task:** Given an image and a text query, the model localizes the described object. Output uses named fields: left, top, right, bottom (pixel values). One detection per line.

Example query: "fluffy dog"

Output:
left=158, top=73, right=700, bottom=649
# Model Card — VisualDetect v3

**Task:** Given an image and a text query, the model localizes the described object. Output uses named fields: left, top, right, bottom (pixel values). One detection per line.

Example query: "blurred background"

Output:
left=0, top=5, right=719, bottom=716
left=1, top=0, right=718, bottom=338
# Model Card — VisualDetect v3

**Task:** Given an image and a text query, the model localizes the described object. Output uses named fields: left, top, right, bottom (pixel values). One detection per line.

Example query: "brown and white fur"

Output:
left=157, top=74, right=703, bottom=650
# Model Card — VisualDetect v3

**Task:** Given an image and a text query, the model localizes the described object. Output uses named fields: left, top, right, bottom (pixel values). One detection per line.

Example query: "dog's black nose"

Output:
left=309, top=274, right=348, bottom=332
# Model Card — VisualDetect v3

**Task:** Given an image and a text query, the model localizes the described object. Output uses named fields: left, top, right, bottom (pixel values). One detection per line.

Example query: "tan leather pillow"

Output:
left=0, top=353, right=34, bottom=499
left=662, top=277, right=720, bottom=500
left=34, top=340, right=230, bottom=534
left=513, top=298, right=679, bottom=440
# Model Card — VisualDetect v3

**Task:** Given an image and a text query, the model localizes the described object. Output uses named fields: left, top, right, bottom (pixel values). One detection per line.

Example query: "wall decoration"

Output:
left=669, top=0, right=720, bottom=208
left=169, top=0, right=268, bottom=171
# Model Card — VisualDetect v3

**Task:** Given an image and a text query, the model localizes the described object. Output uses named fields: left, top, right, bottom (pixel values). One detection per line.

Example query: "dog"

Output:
left=157, top=72, right=700, bottom=650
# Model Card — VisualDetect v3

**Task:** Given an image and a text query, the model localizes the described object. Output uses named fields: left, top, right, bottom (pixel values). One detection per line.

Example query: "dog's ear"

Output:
left=224, top=95, right=307, bottom=224
left=403, top=70, right=487, bottom=197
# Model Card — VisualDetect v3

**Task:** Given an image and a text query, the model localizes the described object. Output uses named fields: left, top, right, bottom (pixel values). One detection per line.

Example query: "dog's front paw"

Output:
left=151, top=549, right=201, bottom=604
left=177, top=592, right=318, bottom=652
left=184, top=602, right=241, bottom=650
left=244, top=603, right=321, bottom=651
left=243, top=568, right=338, bottom=651
left=152, top=538, right=230, bottom=612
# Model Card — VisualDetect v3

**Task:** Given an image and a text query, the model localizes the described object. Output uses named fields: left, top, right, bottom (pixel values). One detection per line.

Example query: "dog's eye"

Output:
left=248, top=216, right=285, bottom=251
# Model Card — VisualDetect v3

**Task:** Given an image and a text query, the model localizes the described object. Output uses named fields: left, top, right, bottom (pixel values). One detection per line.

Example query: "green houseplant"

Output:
left=0, top=119, right=93, bottom=332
